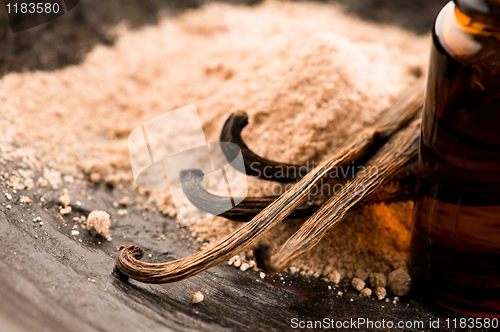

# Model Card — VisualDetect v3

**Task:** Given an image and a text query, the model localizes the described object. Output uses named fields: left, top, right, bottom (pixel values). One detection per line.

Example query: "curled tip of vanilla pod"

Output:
left=220, top=111, right=314, bottom=183
left=117, top=245, right=144, bottom=261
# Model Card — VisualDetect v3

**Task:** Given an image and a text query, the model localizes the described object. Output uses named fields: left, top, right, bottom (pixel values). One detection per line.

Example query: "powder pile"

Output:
left=0, top=1, right=429, bottom=297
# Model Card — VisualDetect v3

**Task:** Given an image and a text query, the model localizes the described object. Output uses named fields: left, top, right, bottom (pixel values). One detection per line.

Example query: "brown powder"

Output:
left=191, top=291, right=204, bottom=304
left=87, top=211, right=112, bottom=240
left=59, top=188, right=71, bottom=207
left=374, top=287, right=387, bottom=300
left=0, top=1, right=428, bottom=293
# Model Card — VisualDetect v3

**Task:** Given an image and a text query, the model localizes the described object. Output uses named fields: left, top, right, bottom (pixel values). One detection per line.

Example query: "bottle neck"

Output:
left=436, top=2, right=500, bottom=61
left=454, top=0, right=500, bottom=26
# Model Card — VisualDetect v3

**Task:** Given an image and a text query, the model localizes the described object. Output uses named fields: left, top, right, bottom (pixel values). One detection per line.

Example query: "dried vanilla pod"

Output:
left=220, top=80, right=424, bottom=184
left=255, top=118, right=421, bottom=273
left=220, top=111, right=313, bottom=183
left=180, top=168, right=415, bottom=222
left=180, top=169, right=322, bottom=221
left=115, top=80, right=424, bottom=284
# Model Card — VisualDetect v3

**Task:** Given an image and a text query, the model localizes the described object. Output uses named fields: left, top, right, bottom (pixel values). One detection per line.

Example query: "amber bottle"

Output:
left=411, top=0, right=500, bottom=318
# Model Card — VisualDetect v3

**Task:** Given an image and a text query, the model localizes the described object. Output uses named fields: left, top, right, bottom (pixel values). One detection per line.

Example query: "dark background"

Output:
left=0, top=0, right=449, bottom=76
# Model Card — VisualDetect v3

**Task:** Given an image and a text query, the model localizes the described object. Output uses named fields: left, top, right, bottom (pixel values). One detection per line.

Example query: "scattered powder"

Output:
left=7, top=169, right=35, bottom=191
left=191, top=291, right=204, bottom=304
left=63, top=175, right=74, bottom=183
left=119, top=196, right=130, bottom=206
left=59, top=188, right=71, bottom=207
left=90, top=173, right=101, bottom=184
left=42, top=168, right=62, bottom=190
left=328, top=271, right=341, bottom=285
left=19, top=195, right=33, bottom=205
left=86, top=211, right=111, bottom=240
left=0, top=1, right=428, bottom=293
left=104, top=174, right=118, bottom=186
left=369, top=273, right=387, bottom=288
left=73, top=216, right=86, bottom=224
left=374, top=287, right=387, bottom=301
left=60, top=206, right=72, bottom=215
left=360, top=288, right=372, bottom=297
left=117, top=209, right=128, bottom=217
left=352, top=278, right=366, bottom=292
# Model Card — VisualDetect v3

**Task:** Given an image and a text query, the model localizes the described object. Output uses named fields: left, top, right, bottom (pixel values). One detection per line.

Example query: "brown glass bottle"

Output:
left=411, top=0, right=500, bottom=317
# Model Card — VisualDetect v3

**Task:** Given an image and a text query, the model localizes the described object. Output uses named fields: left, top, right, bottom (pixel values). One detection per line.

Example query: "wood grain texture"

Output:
left=0, top=158, right=459, bottom=332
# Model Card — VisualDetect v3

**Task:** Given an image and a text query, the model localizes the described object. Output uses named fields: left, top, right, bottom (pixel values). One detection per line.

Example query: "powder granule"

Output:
left=59, top=189, right=71, bottom=207
left=328, top=271, right=341, bottom=284
left=87, top=211, right=111, bottom=240
left=119, top=196, right=130, bottom=206
left=352, top=278, right=365, bottom=291
left=360, top=288, right=372, bottom=297
left=90, top=173, right=101, bottom=183
left=191, top=291, right=204, bottom=304
left=19, top=195, right=33, bottom=205
left=60, top=206, right=72, bottom=215
left=369, top=273, right=387, bottom=288
left=374, top=287, right=387, bottom=300
left=387, top=269, right=412, bottom=296
left=117, top=209, right=128, bottom=217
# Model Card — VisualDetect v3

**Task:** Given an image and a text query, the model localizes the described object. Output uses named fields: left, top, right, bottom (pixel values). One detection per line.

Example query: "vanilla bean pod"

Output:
left=180, top=169, right=322, bottom=221
left=220, top=111, right=312, bottom=182
left=255, top=118, right=421, bottom=273
left=181, top=169, right=414, bottom=221
left=115, top=81, right=424, bottom=284
left=220, top=81, right=423, bottom=183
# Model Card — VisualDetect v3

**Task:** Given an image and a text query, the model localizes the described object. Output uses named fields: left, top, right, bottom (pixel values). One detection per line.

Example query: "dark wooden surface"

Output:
left=1, top=160, right=489, bottom=332
left=0, top=1, right=487, bottom=331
